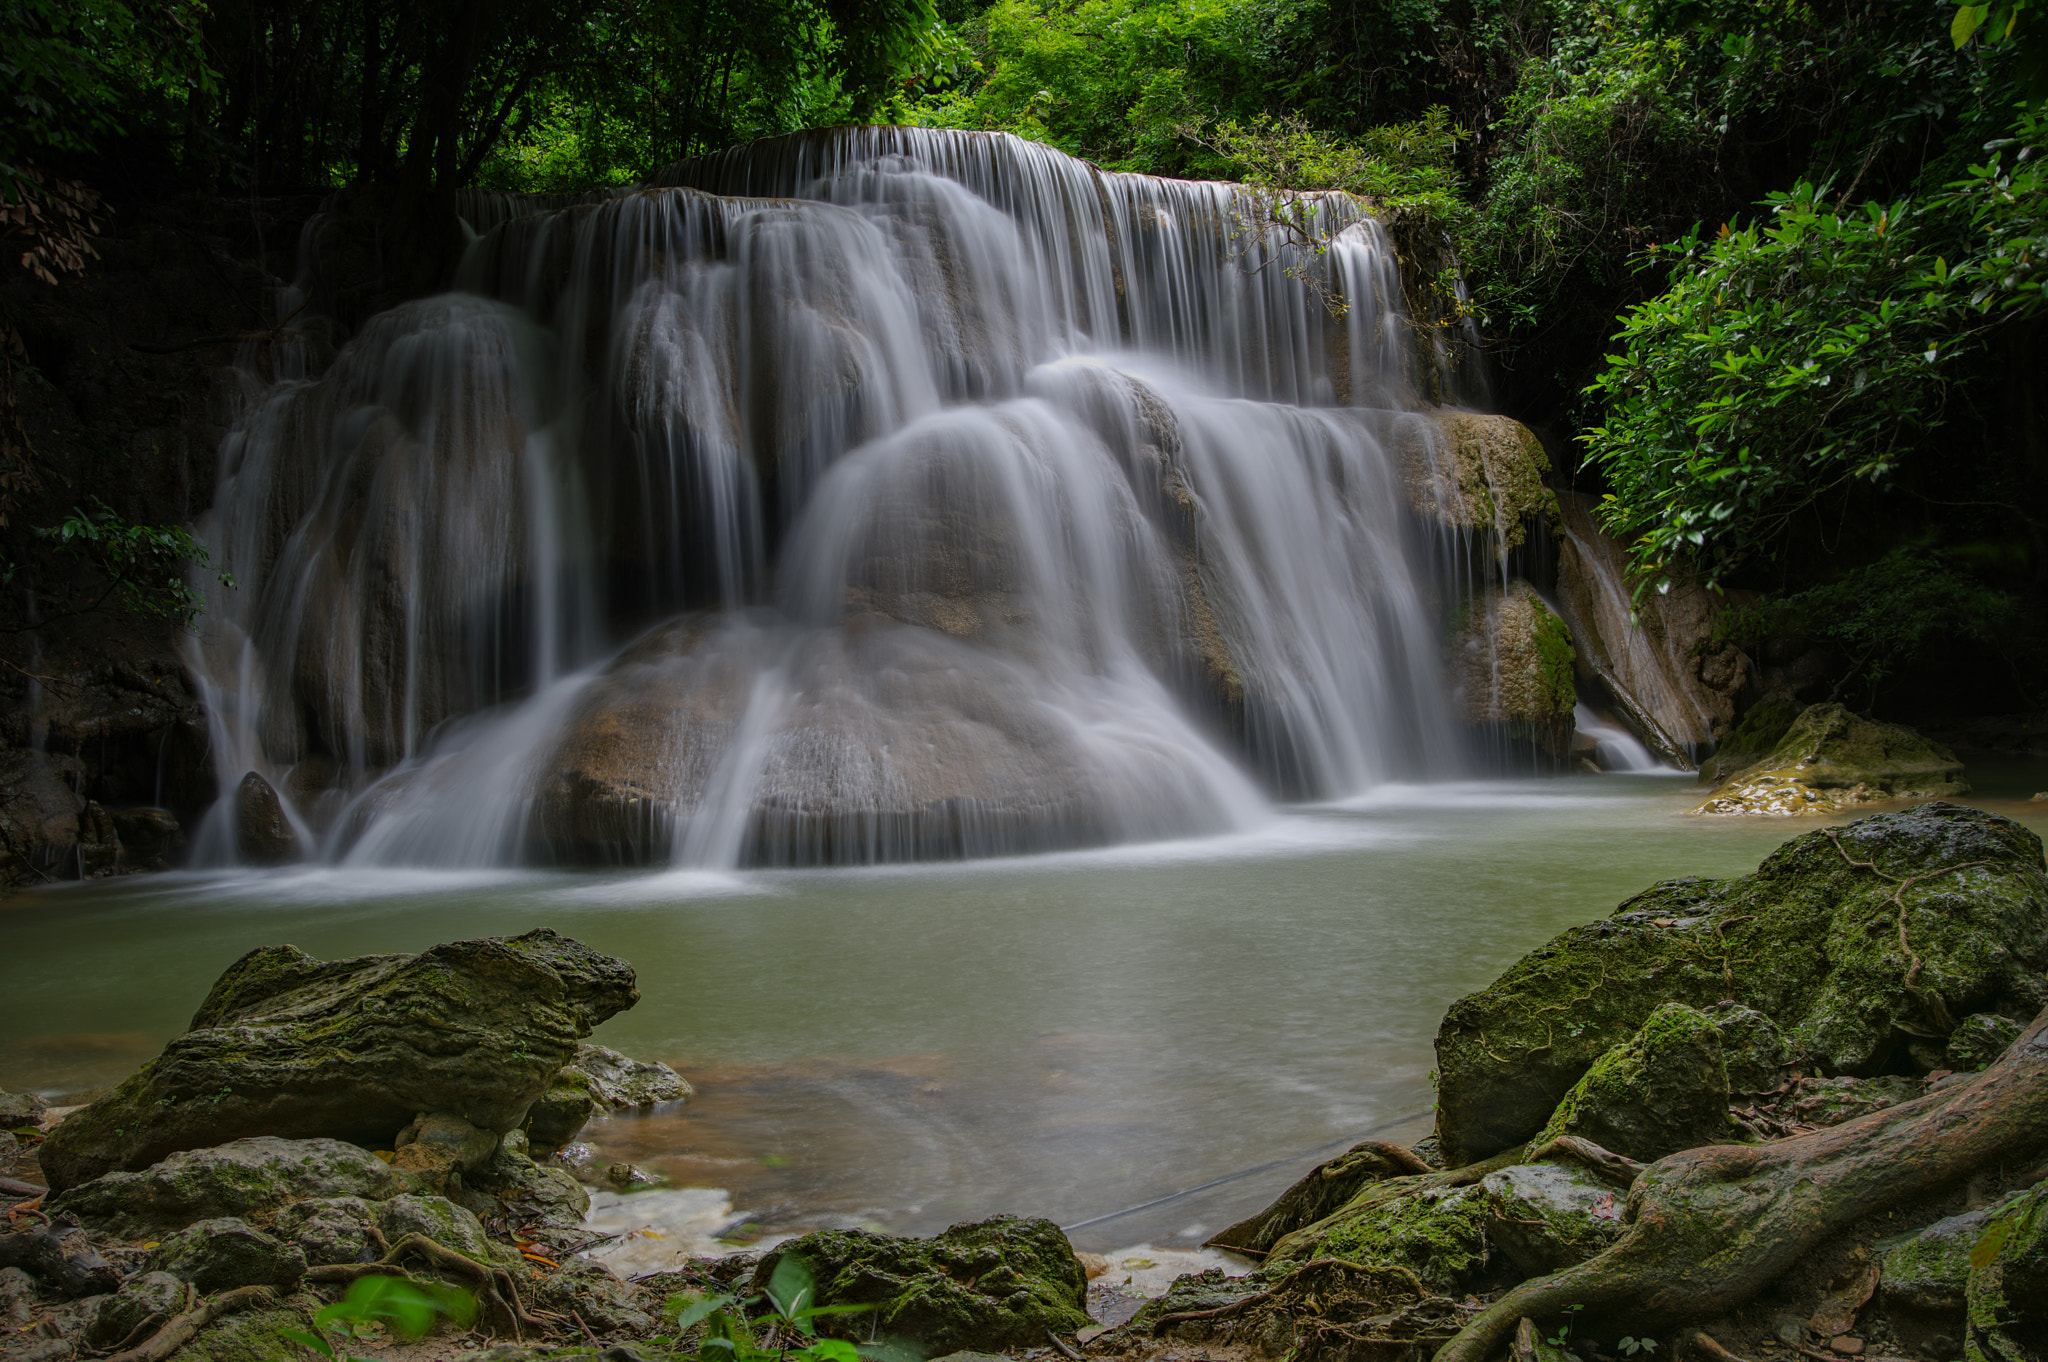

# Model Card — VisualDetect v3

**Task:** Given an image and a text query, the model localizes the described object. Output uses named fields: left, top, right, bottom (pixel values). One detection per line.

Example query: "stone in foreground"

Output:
left=37, top=928, right=638, bottom=1190
left=754, top=1215, right=1090, bottom=1354
left=1433, top=803, right=2048, bottom=1164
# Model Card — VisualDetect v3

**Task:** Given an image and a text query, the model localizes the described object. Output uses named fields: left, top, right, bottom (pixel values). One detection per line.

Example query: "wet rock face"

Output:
left=36, top=928, right=638, bottom=1190
left=1695, top=703, right=1968, bottom=816
left=756, top=1215, right=1090, bottom=1354
left=1398, top=411, right=1557, bottom=549
left=1447, top=582, right=1577, bottom=755
left=232, top=770, right=301, bottom=865
left=1434, top=802, right=2048, bottom=1164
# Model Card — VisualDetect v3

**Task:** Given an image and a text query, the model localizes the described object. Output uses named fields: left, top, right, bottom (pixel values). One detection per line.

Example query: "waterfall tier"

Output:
left=191, top=126, right=1510, bottom=869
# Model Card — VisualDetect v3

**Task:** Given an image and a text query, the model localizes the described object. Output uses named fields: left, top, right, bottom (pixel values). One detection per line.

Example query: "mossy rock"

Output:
left=1780, top=1074, right=1918, bottom=1127
left=49, top=1136, right=403, bottom=1237
left=1479, top=1161, right=1627, bottom=1276
left=38, top=928, right=639, bottom=1191
left=1433, top=802, right=2048, bottom=1164
left=1881, top=1194, right=2029, bottom=1314
left=175, top=1299, right=333, bottom=1362
left=1947, top=1013, right=2024, bottom=1072
left=149, top=1216, right=307, bottom=1291
left=1695, top=703, right=1967, bottom=816
left=1531, top=1002, right=1736, bottom=1162
left=1208, top=1141, right=1428, bottom=1255
left=85, top=1271, right=186, bottom=1347
left=754, top=1215, right=1089, bottom=1354
left=1964, top=1182, right=2048, bottom=1362
left=1311, top=1182, right=1489, bottom=1293
left=1399, top=411, right=1559, bottom=549
left=1448, top=581, right=1577, bottom=735
left=1697, top=697, right=1804, bottom=786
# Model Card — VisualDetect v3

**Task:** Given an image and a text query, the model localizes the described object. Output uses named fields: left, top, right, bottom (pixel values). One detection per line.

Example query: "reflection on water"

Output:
left=7, top=772, right=2048, bottom=1250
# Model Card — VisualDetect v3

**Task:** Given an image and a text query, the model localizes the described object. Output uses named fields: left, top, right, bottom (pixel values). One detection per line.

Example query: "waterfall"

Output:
left=188, top=126, right=1489, bottom=869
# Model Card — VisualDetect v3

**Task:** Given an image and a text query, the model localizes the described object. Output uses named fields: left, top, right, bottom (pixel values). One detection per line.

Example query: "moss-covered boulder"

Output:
left=1434, top=802, right=2048, bottom=1164
left=49, top=1136, right=403, bottom=1236
left=1478, top=1161, right=1627, bottom=1275
left=1206, top=1141, right=1428, bottom=1256
left=37, top=928, right=638, bottom=1191
left=149, top=1217, right=307, bottom=1291
left=1881, top=1196, right=2028, bottom=1314
left=1447, top=581, right=1577, bottom=760
left=1964, top=1183, right=2048, bottom=1362
left=1308, top=1182, right=1490, bottom=1293
left=1530, top=1003, right=1737, bottom=1162
left=1694, top=703, right=1968, bottom=816
left=1948, top=1013, right=2025, bottom=1072
left=755, top=1215, right=1089, bottom=1354
left=1398, top=411, right=1558, bottom=550
left=1697, top=697, right=1804, bottom=786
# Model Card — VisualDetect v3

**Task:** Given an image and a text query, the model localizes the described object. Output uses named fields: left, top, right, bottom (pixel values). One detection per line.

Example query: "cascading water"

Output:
left=189, top=126, right=1494, bottom=869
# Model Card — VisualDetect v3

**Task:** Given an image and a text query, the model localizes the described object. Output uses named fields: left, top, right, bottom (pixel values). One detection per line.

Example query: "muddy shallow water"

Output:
left=8, top=769, right=2047, bottom=1255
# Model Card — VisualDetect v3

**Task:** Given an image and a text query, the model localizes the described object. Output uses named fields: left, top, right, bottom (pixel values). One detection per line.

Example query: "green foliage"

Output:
left=13, top=497, right=230, bottom=629
left=1618, top=1336, right=1659, bottom=1356
left=280, top=1276, right=478, bottom=1361
left=656, top=1255, right=917, bottom=1362
left=1727, top=547, right=2026, bottom=709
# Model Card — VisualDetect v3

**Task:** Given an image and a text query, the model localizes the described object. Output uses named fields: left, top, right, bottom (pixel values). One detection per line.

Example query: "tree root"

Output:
left=1521, top=1136, right=1647, bottom=1187
left=1677, top=1328, right=1759, bottom=1362
left=1433, top=1005, right=2048, bottom=1362
left=103, top=1284, right=276, bottom=1362
left=307, top=1232, right=550, bottom=1337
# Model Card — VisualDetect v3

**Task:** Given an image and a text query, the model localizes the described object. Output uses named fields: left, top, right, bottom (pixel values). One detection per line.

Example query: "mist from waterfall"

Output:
left=189, top=127, right=1487, bottom=869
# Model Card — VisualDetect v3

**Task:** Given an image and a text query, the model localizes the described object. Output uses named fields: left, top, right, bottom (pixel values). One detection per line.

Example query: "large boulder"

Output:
left=36, top=928, right=637, bottom=1191
left=49, top=1136, right=402, bottom=1236
left=1694, top=702, right=1968, bottom=816
left=755, top=1216, right=1090, bottom=1354
left=1434, top=803, right=2048, bottom=1164
left=1446, top=581, right=1577, bottom=763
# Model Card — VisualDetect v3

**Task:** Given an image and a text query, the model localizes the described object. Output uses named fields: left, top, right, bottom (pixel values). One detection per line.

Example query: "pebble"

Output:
left=1830, top=1337, right=1865, bottom=1355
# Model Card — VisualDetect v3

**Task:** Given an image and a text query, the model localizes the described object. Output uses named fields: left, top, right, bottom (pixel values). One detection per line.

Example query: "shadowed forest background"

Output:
left=2, top=0, right=2045, bottom=719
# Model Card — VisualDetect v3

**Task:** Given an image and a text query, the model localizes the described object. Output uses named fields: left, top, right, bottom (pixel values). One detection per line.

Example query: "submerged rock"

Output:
left=1433, top=802, right=2048, bottom=1164
left=37, top=928, right=638, bottom=1190
left=1695, top=703, right=1968, bottom=816
left=49, top=1136, right=402, bottom=1236
left=754, top=1215, right=1090, bottom=1354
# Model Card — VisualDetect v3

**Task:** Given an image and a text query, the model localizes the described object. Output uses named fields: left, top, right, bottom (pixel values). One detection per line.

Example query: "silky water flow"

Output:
left=185, top=127, right=1512, bottom=870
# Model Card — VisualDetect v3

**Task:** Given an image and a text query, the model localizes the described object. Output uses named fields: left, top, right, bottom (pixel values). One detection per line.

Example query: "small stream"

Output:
left=8, top=771, right=2046, bottom=1255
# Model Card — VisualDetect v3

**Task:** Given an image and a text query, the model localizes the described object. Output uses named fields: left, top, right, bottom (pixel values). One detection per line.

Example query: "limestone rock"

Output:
left=1298, top=1182, right=1490, bottom=1292
left=1947, top=1013, right=2024, bottom=1072
left=232, top=770, right=301, bottom=865
left=755, top=1215, right=1090, bottom=1354
left=1447, top=581, right=1576, bottom=761
left=1694, top=703, right=1967, bottom=816
left=392, top=1111, right=500, bottom=1187
left=1881, top=1197, right=2027, bottom=1314
left=572, top=1044, right=689, bottom=1109
left=149, top=1217, right=307, bottom=1291
left=523, top=1068, right=602, bottom=1152
left=1398, top=411, right=1557, bottom=549
left=0, top=1089, right=47, bottom=1130
left=372, top=1193, right=500, bottom=1263
left=1963, top=1183, right=2048, bottom=1362
left=272, top=1196, right=380, bottom=1266
left=37, top=929, right=638, bottom=1191
left=1480, top=1161, right=1628, bottom=1275
left=86, top=1271, right=186, bottom=1348
left=1697, top=697, right=1804, bottom=787
left=1531, top=1002, right=1733, bottom=1162
left=49, top=1137, right=402, bottom=1236
left=1433, top=803, right=2048, bottom=1164
left=1705, top=1001, right=1792, bottom=1093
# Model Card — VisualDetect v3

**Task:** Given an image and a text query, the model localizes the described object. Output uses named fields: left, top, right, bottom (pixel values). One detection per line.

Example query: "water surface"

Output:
left=9, top=772, right=2045, bottom=1251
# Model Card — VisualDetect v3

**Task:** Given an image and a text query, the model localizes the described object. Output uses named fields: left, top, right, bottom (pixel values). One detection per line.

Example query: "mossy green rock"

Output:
left=1964, top=1183, right=2048, bottom=1362
left=38, top=928, right=638, bottom=1191
left=1311, top=1182, right=1489, bottom=1292
left=49, top=1135, right=402, bottom=1236
left=756, top=1215, right=1089, bottom=1353
left=1695, top=702, right=1967, bottom=816
left=149, top=1216, right=307, bottom=1291
left=1434, top=802, right=2048, bottom=1164
left=173, top=1300, right=328, bottom=1362
left=1881, top=1195, right=2027, bottom=1314
left=1947, top=1013, right=2024, bottom=1072
left=1697, top=697, right=1804, bottom=786
left=1532, top=1002, right=1735, bottom=1162
left=1479, top=1160, right=1627, bottom=1275
left=85, top=1271, right=185, bottom=1347
left=1207, top=1141, right=1427, bottom=1256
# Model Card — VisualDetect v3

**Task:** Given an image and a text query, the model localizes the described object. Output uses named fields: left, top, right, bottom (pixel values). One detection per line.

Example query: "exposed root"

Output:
left=1677, top=1328, right=1759, bottom=1362
left=104, top=1283, right=276, bottom=1362
left=1433, top=1005, right=2048, bottom=1362
left=308, top=1231, right=549, bottom=1336
left=1822, top=829, right=1998, bottom=1025
left=1522, top=1136, right=1647, bottom=1187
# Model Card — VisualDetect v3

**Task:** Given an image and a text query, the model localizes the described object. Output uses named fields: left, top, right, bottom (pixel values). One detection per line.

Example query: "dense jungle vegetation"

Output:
left=2, top=0, right=2044, bottom=716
